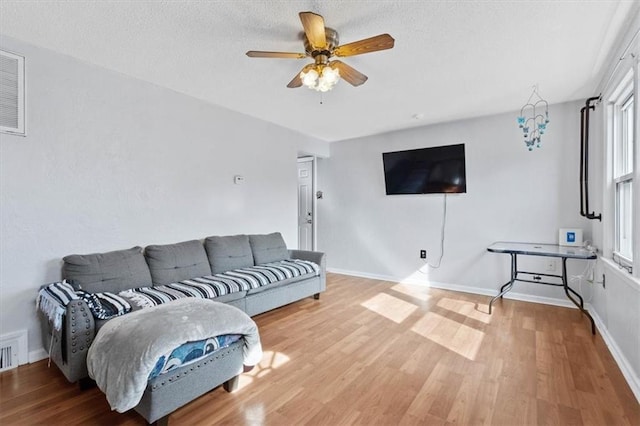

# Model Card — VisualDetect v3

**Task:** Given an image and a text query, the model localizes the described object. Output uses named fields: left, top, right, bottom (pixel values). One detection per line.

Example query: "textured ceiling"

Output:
left=0, top=1, right=637, bottom=142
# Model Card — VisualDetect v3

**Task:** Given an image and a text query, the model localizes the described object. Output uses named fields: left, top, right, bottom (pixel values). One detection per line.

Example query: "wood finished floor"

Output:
left=1, top=273, right=638, bottom=425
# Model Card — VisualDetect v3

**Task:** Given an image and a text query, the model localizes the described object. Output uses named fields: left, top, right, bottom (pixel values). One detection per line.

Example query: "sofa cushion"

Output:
left=63, top=247, right=152, bottom=293
left=204, top=235, right=254, bottom=274
left=249, top=232, right=290, bottom=264
left=145, top=240, right=212, bottom=285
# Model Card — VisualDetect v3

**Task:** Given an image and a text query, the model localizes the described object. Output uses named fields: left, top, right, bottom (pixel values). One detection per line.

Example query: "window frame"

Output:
left=610, top=76, right=635, bottom=272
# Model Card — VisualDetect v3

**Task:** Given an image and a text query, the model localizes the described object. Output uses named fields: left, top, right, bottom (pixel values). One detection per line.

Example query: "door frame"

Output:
left=297, top=156, right=317, bottom=251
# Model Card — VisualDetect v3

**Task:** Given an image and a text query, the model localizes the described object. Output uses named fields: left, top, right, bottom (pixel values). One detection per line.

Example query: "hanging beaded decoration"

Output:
left=517, top=86, right=549, bottom=151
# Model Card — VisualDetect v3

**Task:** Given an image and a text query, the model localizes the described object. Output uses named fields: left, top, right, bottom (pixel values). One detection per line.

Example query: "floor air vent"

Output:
left=0, top=339, right=18, bottom=372
left=0, top=331, right=27, bottom=372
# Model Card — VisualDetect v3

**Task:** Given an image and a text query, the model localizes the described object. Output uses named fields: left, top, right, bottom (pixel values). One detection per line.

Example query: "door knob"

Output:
left=307, top=220, right=313, bottom=224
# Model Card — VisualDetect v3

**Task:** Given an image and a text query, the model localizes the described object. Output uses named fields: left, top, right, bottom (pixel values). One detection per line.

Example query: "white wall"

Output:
left=0, top=36, right=328, bottom=358
left=317, top=101, right=593, bottom=300
left=587, top=14, right=640, bottom=401
left=318, top=84, right=639, bottom=399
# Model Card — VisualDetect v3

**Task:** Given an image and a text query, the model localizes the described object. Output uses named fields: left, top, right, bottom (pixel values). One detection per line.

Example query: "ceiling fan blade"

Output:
left=287, top=64, right=314, bottom=88
left=299, top=11, right=326, bottom=50
left=329, top=60, right=368, bottom=86
left=334, top=34, right=395, bottom=57
left=246, top=51, right=306, bottom=59
left=287, top=74, right=303, bottom=88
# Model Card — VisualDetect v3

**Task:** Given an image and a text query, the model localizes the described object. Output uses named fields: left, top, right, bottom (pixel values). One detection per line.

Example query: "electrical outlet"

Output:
left=420, top=250, right=427, bottom=259
left=545, top=260, right=556, bottom=272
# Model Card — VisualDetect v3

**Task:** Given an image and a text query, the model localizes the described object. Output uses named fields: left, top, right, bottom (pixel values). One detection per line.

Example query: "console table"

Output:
left=487, top=242, right=597, bottom=334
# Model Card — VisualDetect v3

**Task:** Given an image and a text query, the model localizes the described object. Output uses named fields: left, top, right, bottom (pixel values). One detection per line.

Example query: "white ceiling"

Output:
left=0, top=1, right=637, bottom=142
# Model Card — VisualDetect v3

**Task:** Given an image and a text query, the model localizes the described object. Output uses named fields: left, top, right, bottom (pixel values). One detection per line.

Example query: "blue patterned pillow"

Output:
left=149, top=335, right=242, bottom=379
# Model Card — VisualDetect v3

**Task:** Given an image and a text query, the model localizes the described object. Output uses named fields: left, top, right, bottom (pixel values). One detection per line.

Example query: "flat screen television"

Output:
left=382, top=143, right=466, bottom=195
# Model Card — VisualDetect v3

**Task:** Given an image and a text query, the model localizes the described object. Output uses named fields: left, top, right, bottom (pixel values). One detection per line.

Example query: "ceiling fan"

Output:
left=246, top=11, right=395, bottom=92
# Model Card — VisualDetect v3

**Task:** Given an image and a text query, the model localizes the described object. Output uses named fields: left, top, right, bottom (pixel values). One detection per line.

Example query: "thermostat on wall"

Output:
left=234, top=175, right=245, bottom=184
left=559, top=228, right=583, bottom=246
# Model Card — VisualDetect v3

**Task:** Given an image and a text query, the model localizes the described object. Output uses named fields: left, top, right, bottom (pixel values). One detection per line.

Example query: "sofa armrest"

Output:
left=64, top=299, right=96, bottom=381
left=289, top=250, right=326, bottom=296
left=39, top=298, right=96, bottom=383
left=289, top=250, right=325, bottom=270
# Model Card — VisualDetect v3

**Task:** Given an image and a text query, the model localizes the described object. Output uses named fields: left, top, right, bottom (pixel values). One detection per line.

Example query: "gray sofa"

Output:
left=38, top=232, right=325, bottom=424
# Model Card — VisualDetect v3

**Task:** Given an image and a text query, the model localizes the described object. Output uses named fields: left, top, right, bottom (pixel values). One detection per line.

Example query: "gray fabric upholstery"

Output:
left=38, top=298, right=95, bottom=383
left=289, top=249, right=326, bottom=267
left=145, top=240, right=211, bottom=285
left=136, top=340, right=244, bottom=423
left=249, top=232, right=290, bottom=264
left=63, top=247, right=152, bottom=293
left=245, top=276, right=323, bottom=316
left=205, top=235, right=254, bottom=274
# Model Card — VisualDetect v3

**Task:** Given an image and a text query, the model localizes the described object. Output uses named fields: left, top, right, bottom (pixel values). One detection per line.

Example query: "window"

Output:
left=0, top=49, right=25, bottom=136
left=612, top=85, right=634, bottom=270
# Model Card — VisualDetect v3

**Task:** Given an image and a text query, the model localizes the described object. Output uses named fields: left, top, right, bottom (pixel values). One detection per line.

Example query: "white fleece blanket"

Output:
left=87, top=298, right=262, bottom=413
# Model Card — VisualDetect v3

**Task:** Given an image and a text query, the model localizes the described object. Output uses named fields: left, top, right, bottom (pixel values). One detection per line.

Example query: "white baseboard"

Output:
left=29, top=348, right=48, bottom=363
left=327, top=267, right=577, bottom=309
left=328, top=267, right=401, bottom=284
left=328, top=267, right=639, bottom=403
left=589, top=308, right=640, bottom=403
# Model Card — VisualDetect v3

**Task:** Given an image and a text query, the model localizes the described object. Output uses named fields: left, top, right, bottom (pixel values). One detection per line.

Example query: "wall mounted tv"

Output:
left=382, top=143, right=466, bottom=195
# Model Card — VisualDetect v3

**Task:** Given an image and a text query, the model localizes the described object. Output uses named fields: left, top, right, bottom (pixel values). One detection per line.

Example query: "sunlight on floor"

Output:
left=399, top=269, right=431, bottom=286
left=391, top=282, right=432, bottom=302
left=411, top=312, right=484, bottom=360
left=361, top=292, right=418, bottom=323
left=437, top=297, right=492, bottom=324
left=237, top=350, right=290, bottom=390
left=243, top=403, right=265, bottom=425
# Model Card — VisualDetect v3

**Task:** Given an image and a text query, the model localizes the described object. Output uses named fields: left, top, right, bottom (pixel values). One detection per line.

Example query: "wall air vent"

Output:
left=0, top=49, right=25, bottom=136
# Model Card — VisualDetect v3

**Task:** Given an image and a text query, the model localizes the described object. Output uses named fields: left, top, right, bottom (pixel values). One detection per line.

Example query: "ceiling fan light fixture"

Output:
left=301, top=68, right=319, bottom=86
left=322, top=66, right=340, bottom=84
left=300, top=65, right=340, bottom=92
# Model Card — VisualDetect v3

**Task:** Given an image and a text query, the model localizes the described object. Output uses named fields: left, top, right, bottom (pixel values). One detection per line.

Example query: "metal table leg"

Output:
left=561, top=258, right=596, bottom=335
left=489, top=253, right=517, bottom=314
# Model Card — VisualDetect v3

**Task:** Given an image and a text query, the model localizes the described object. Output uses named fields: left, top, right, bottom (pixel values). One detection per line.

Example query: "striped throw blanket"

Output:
left=37, top=280, right=79, bottom=331
left=121, top=259, right=320, bottom=308
left=77, top=290, right=132, bottom=320
left=37, top=280, right=133, bottom=327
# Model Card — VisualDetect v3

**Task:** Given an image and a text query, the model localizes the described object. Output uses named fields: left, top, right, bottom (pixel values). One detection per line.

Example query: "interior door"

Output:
left=297, top=158, right=314, bottom=251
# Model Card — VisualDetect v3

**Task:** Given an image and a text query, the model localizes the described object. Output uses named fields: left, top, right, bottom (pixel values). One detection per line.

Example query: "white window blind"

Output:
left=0, top=49, right=25, bottom=136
